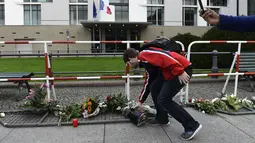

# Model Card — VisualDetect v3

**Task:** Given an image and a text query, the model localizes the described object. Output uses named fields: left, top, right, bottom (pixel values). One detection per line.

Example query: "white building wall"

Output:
left=164, top=0, right=182, bottom=26
left=129, top=0, right=147, bottom=22
left=2, top=0, right=250, bottom=26
left=239, top=0, right=248, bottom=16
left=5, top=0, right=24, bottom=25
left=41, top=0, right=69, bottom=25
left=220, top=0, right=237, bottom=16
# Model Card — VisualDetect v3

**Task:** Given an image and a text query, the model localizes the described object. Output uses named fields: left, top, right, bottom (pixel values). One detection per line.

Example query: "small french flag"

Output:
left=106, top=6, right=112, bottom=15
left=100, top=0, right=112, bottom=15
left=93, top=0, right=97, bottom=18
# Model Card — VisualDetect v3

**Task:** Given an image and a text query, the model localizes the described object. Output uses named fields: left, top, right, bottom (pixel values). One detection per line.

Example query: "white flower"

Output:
left=0, top=113, right=5, bottom=118
left=24, top=101, right=30, bottom=105
left=202, top=111, right=205, bottom=114
left=116, top=106, right=121, bottom=110
left=230, top=94, right=236, bottom=98
left=192, top=99, right=195, bottom=103
left=221, top=97, right=227, bottom=101
left=242, top=98, right=253, bottom=104
left=211, top=98, right=219, bottom=103
left=56, top=105, right=60, bottom=108
left=98, top=102, right=103, bottom=107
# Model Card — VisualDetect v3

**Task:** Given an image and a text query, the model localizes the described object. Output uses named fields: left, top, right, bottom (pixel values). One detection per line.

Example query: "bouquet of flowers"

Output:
left=58, top=103, right=82, bottom=122
left=22, top=83, right=58, bottom=113
left=81, top=96, right=102, bottom=118
left=221, top=94, right=242, bottom=111
left=105, top=93, right=128, bottom=113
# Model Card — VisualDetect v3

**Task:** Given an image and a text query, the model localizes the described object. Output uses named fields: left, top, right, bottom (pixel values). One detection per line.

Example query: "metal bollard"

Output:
left=211, top=50, right=219, bottom=79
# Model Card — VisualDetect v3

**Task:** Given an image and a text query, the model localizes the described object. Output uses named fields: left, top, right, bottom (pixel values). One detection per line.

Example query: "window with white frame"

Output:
left=0, top=0, right=4, bottom=25
left=182, top=7, right=197, bottom=26
left=24, top=5, right=41, bottom=25
left=248, top=0, right=255, bottom=15
left=110, top=0, right=129, bottom=22
left=182, top=0, right=197, bottom=26
left=69, top=0, right=88, bottom=25
left=207, top=0, right=227, bottom=6
left=182, top=0, right=197, bottom=5
left=147, top=0, right=164, bottom=25
left=23, top=0, right=53, bottom=2
left=69, top=0, right=87, bottom=3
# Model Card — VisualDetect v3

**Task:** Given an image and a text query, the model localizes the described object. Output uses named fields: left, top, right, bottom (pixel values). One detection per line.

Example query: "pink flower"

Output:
left=106, top=96, right=111, bottom=102
left=40, top=83, right=49, bottom=89
left=25, top=95, right=33, bottom=99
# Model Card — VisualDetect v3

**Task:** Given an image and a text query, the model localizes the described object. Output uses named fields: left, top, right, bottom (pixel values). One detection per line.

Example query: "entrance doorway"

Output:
left=105, top=28, right=127, bottom=53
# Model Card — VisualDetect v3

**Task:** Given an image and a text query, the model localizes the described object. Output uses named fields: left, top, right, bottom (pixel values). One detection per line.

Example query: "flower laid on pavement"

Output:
left=188, top=93, right=255, bottom=115
left=0, top=112, right=5, bottom=118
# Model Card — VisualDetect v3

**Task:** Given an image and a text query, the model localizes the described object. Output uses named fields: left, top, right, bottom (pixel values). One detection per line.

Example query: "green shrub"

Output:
left=171, top=27, right=255, bottom=69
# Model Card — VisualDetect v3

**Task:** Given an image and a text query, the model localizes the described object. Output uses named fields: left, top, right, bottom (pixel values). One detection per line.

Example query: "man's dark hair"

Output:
left=123, top=48, right=138, bottom=63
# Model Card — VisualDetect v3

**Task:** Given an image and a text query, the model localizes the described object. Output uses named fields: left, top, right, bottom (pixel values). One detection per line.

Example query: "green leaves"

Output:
left=192, top=94, right=255, bottom=115
left=59, top=103, right=82, bottom=122
left=194, top=100, right=217, bottom=115
left=105, top=93, right=128, bottom=113
left=224, top=95, right=242, bottom=111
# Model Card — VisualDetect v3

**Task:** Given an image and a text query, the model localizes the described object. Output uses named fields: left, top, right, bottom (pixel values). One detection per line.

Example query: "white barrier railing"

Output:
left=0, top=40, right=185, bottom=103
left=185, top=40, right=255, bottom=104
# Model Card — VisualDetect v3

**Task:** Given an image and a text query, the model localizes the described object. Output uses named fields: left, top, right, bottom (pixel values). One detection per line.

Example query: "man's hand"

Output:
left=178, top=71, right=190, bottom=85
left=137, top=102, right=143, bottom=111
left=199, top=8, right=220, bottom=25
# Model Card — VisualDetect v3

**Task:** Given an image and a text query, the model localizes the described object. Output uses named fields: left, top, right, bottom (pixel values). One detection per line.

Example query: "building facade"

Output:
left=0, top=0, right=253, bottom=53
left=0, top=0, right=253, bottom=26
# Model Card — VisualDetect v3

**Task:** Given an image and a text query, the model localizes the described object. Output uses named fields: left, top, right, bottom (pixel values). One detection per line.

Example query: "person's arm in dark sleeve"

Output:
left=217, top=14, right=255, bottom=32
left=138, top=71, right=152, bottom=103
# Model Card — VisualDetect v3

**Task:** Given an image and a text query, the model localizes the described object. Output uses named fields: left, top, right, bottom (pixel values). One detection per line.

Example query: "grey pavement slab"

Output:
left=217, top=113, right=255, bottom=139
left=0, top=108, right=255, bottom=143
left=105, top=123, right=171, bottom=143
left=163, top=108, right=255, bottom=143
left=0, top=126, right=13, bottom=142
left=0, top=125, right=104, bottom=143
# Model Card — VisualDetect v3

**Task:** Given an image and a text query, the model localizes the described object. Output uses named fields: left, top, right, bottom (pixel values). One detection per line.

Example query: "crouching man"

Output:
left=123, top=47, right=202, bottom=141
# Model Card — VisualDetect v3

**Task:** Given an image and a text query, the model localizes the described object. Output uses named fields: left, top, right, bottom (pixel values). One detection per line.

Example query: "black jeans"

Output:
left=150, top=65, right=199, bottom=132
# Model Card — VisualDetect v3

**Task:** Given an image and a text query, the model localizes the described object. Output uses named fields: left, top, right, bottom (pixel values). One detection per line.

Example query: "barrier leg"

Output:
left=234, top=43, right=242, bottom=96
left=48, top=54, right=57, bottom=101
left=221, top=52, right=238, bottom=96
left=125, top=43, right=131, bottom=101
left=185, top=83, right=189, bottom=104
left=179, top=88, right=184, bottom=104
left=44, top=43, right=51, bottom=102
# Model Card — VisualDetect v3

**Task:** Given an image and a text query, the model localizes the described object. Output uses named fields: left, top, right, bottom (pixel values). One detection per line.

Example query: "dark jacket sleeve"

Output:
left=138, top=67, right=157, bottom=103
left=217, top=14, right=255, bottom=32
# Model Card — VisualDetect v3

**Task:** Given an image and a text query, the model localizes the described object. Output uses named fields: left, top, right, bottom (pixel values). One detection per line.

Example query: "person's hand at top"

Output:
left=199, top=8, right=220, bottom=25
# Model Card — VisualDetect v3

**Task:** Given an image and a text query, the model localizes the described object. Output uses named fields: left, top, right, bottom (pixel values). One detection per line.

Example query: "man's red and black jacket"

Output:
left=137, top=47, right=192, bottom=104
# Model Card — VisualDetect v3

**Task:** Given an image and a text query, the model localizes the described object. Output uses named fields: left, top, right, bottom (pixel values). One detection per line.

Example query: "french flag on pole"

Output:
left=100, top=0, right=112, bottom=15
left=93, top=0, right=97, bottom=18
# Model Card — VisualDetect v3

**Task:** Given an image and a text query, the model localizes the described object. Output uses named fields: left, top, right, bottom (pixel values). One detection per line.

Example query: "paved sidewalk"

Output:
left=0, top=108, right=254, bottom=143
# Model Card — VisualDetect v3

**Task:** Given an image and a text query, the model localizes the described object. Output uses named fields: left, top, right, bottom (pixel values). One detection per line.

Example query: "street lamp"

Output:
left=160, top=30, right=164, bottom=37
left=66, top=29, right=70, bottom=53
